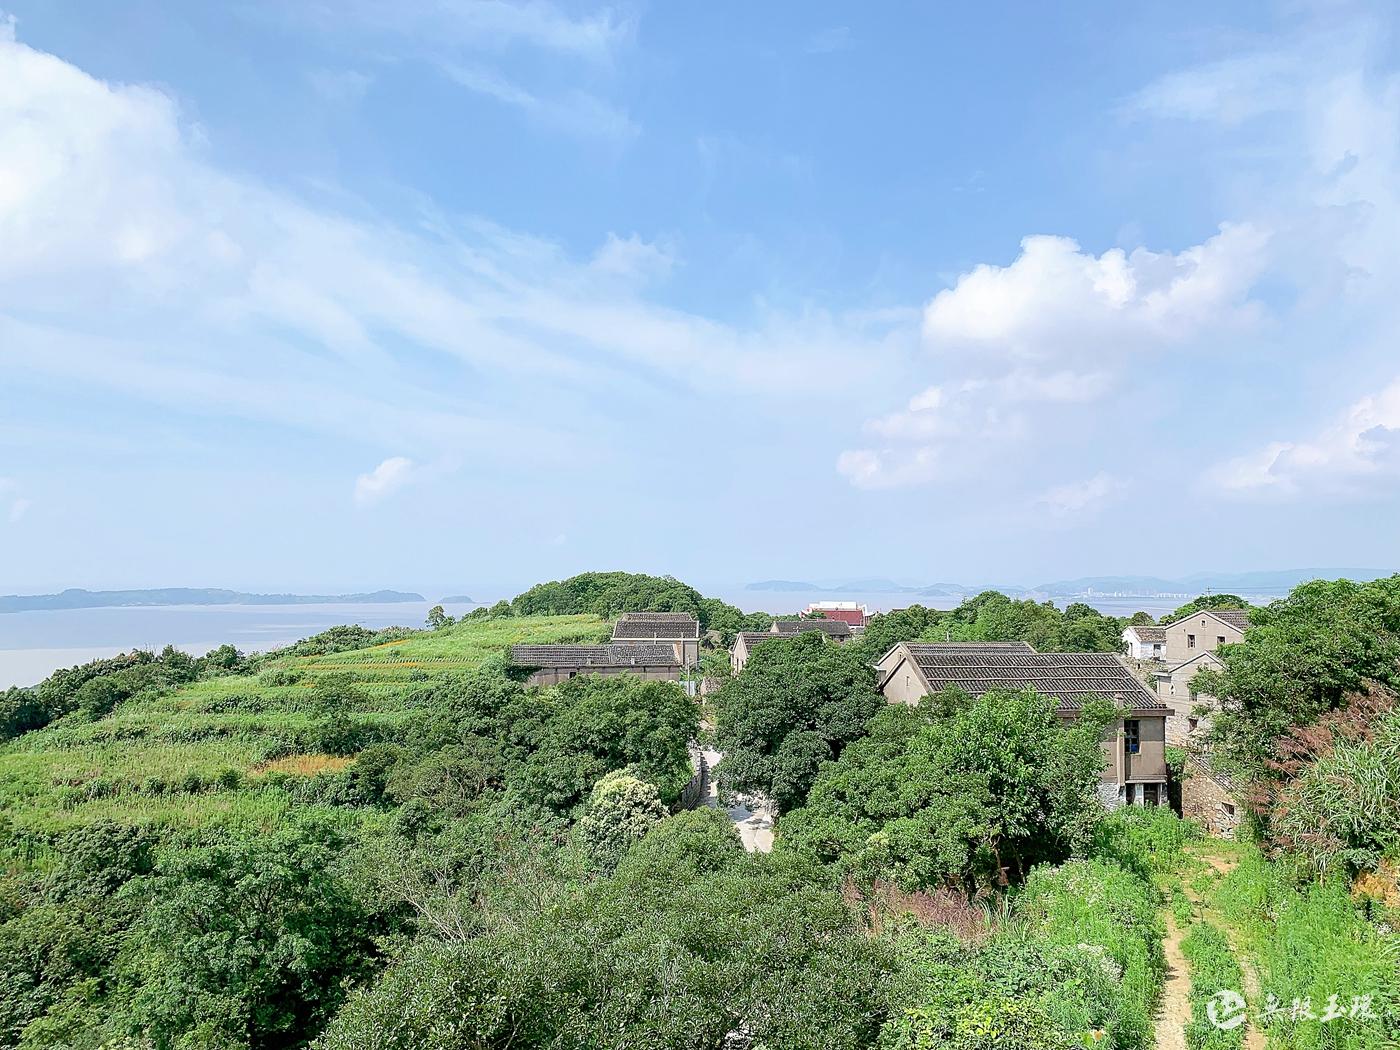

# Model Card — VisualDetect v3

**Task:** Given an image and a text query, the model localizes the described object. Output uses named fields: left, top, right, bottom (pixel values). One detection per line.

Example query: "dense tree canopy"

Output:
left=712, top=632, right=884, bottom=812
left=1162, top=593, right=1251, bottom=623
left=779, top=689, right=1115, bottom=893
left=1196, top=576, right=1400, bottom=770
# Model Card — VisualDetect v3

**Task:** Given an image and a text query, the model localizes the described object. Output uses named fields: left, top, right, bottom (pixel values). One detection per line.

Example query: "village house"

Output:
left=611, top=611, right=700, bottom=666
left=1122, top=624, right=1167, bottom=661
left=729, top=618, right=854, bottom=674
left=770, top=618, right=853, bottom=641
left=1160, top=608, right=1249, bottom=663
left=509, top=643, right=683, bottom=687
left=1154, top=650, right=1226, bottom=744
left=801, top=600, right=869, bottom=627
left=874, top=641, right=1171, bottom=807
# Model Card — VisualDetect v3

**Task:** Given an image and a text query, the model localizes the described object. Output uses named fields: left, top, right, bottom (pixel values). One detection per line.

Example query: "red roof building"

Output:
left=801, top=601, right=869, bottom=627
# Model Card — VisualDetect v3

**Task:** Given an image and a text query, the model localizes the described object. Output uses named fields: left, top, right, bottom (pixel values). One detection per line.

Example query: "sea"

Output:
left=0, top=601, right=482, bottom=689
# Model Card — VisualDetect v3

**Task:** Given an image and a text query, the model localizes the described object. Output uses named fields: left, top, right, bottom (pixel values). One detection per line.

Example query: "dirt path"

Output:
left=1156, top=912, right=1191, bottom=1050
left=1187, top=848, right=1267, bottom=1050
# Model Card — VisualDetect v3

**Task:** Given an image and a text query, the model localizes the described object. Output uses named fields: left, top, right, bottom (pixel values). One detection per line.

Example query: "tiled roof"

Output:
left=771, top=618, right=852, bottom=638
left=735, top=631, right=780, bottom=648
left=1211, top=609, right=1251, bottom=630
left=904, top=649, right=1163, bottom=711
left=612, top=612, right=700, bottom=640
left=510, top=643, right=681, bottom=668
left=1126, top=625, right=1167, bottom=643
left=904, top=641, right=1036, bottom=654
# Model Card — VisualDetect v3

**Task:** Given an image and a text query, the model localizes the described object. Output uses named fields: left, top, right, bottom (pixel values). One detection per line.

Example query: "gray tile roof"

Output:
left=771, top=618, right=852, bottom=638
left=903, top=648, right=1163, bottom=711
left=1211, top=609, right=1251, bottom=630
left=510, top=643, right=681, bottom=668
left=735, top=631, right=779, bottom=648
left=905, top=641, right=1036, bottom=653
left=612, top=612, right=700, bottom=640
left=1126, top=625, right=1167, bottom=643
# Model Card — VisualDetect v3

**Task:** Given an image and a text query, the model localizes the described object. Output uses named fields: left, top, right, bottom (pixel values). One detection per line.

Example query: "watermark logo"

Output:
left=1207, top=990, right=1378, bottom=1029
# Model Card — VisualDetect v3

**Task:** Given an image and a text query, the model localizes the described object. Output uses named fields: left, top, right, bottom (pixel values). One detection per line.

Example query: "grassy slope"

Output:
left=0, top=615, right=607, bottom=848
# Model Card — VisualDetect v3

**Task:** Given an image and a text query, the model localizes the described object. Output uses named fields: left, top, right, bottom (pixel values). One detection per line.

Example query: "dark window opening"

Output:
left=1187, top=634, right=1196, bottom=648
left=1124, top=719, right=1141, bottom=755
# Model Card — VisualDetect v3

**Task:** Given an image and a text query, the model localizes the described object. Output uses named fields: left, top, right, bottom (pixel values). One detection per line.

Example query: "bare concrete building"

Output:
left=510, top=643, right=683, bottom=687
left=1154, top=650, right=1225, bottom=745
left=612, top=612, right=700, bottom=666
left=1161, top=608, right=1248, bottom=664
left=874, top=642, right=1171, bottom=807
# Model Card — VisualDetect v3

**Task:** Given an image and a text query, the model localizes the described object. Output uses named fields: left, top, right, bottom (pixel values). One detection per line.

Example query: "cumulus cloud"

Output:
left=922, top=224, right=1269, bottom=362
left=1037, top=473, right=1124, bottom=517
left=1210, top=380, right=1400, bottom=498
left=354, top=457, right=416, bottom=506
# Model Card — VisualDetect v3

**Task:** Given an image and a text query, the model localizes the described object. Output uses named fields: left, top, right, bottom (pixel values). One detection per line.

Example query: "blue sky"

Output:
left=2, top=1, right=1399, bottom=597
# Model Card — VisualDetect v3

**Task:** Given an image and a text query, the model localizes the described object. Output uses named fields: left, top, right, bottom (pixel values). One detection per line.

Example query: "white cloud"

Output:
left=922, top=224, right=1269, bottom=363
left=354, top=457, right=416, bottom=506
left=0, top=27, right=905, bottom=473
left=439, top=62, right=636, bottom=141
left=1037, top=473, right=1124, bottom=517
left=0, top=478, right=29, bottom=522
left=1210, top=379, right=1400, bottom=498
left=1124, top=53, right=1300, bottom=124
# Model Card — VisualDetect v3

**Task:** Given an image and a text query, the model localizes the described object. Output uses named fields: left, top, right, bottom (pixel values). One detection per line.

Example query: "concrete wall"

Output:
left=1163, top=614, right=1244, bottom=665
left=1154, top=652, right=1222, bottom=746
left=879, top=655, right=928, bottom=705
left=524, top=665, right=683, bottom=687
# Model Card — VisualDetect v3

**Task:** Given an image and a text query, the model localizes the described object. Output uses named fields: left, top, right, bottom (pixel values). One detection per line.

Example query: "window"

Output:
left=1187, top=633, right=1197, bottom=648
left=1217, top=635, right=1226, bottom=646
left=1223, top=802, right=1236, bottom=818
left=1188, top=717, right=1199, bottom=731
left=1124, top=719, right=1141, bottom=755
left=1143, top=783, right=1159, bottom=806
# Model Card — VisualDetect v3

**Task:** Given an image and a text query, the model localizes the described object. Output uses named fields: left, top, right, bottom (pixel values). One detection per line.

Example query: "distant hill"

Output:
left=0, top=588, right=425, bottom=613
left=744, top=580, right=822, bottom=591
left=438, top=595, right=478, bottom=604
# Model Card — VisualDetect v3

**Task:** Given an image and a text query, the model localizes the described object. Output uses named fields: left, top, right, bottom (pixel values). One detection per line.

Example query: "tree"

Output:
left=780, top=689, right=1115, bottom=893
left=425, top=605, right=454, bottom=630
left=308, top=673, right=365, bottom=755
left=118, top=818, right=386, bottom=1048
left=712, top=631, right=883, bottom=813
left=1197, top=576, right=1400, bottom=771
left=575, top=770, right=666, bottom=872
left=1163, top=593, right=1250, bottom=623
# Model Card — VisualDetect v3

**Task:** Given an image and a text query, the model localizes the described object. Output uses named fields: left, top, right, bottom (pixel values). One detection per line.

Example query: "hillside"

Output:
left=0, top=614, right=606, bottom=842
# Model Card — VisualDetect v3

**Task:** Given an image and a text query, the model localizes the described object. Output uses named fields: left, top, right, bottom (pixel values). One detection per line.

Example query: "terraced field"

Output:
left=0, top=614, right=607, bottom=849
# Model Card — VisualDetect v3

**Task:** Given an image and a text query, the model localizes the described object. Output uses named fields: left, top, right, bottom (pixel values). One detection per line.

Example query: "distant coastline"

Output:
left=0, top=588, right=426, bottom=614
left=743, top=568, right=1387, bottom=601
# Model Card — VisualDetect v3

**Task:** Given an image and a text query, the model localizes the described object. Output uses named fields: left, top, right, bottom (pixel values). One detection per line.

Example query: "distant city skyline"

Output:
left=4, top=3, right=1400, bottom=591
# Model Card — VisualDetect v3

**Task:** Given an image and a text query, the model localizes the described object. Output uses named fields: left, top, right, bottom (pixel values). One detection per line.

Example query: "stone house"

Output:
left=874, top=641, right=1171, bottom=807
left=510, top=643, right=683, bottom=687
left=612, top=612, right=700, bottom=666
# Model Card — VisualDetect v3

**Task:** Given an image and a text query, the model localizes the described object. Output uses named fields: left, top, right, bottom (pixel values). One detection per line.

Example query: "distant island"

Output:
left=0, top=588, right=426, bottom=613
left=745, top=568, right=1388, bottom=600
left=438, top=595, right=478, bottom=604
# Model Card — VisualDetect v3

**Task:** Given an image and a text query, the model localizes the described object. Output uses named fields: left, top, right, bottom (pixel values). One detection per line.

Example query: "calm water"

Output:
left=0, top=601, right=481, bottom=688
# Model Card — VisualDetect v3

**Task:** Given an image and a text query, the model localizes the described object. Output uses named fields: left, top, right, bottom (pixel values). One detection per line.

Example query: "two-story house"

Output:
left=873, top=641, right=1171, bottom=807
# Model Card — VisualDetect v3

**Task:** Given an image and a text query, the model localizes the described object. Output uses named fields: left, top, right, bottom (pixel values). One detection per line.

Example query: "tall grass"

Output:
left=1215, top=848, right=1399, bottom=1050
left=1182, top=922, right=1244, bottom=1050
left=1091, top=806, right=1202, bottom=883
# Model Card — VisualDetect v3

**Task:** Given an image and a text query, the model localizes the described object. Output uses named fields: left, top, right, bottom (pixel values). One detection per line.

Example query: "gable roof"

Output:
left=1124, top=625, right=1167, bottom=643
left=884, top=644, right=1165, bottom=712
left=873, top=639, right=1036, bottom=670
left=771, top=618, right=852, bottom=638
left=511, top=643, right=681, bottom=669
left=1159, top=649, right=1226, bottom=676
left=612, top=612, right=700, bottom=641
left=734, top=631, right=779, bottom=650
left=1162, top=608, right=1250, bottom=633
